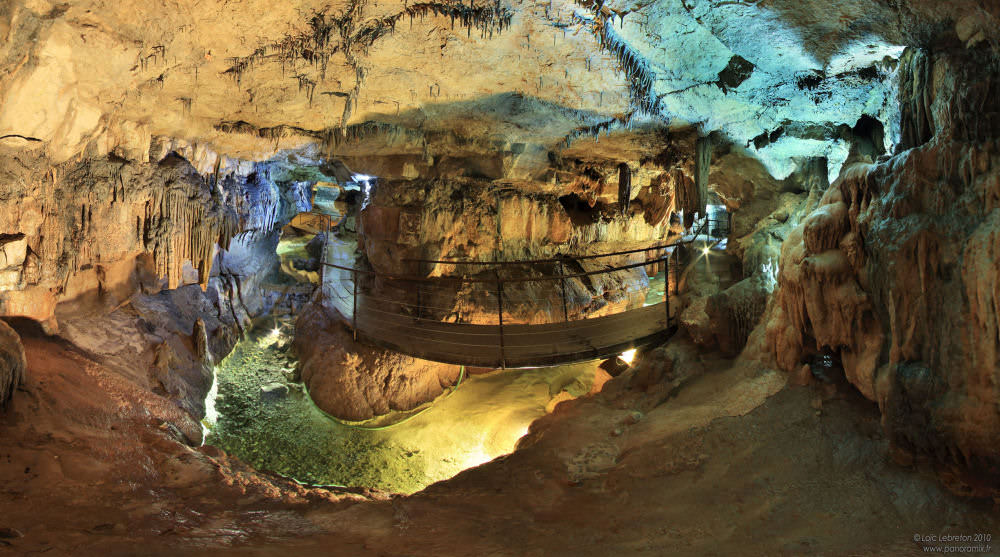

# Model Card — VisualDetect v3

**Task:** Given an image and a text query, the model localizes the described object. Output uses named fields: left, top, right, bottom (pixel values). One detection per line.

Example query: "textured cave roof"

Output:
left=1, top=0, right=997, bottom=175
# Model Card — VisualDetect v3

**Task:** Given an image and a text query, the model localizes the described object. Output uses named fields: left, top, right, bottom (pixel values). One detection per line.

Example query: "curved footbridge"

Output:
left=320, top=222, right=727, bottom=368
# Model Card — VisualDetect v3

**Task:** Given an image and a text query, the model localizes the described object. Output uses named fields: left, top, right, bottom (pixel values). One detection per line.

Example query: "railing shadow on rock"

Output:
left=318, top=220, right=720, bottom=368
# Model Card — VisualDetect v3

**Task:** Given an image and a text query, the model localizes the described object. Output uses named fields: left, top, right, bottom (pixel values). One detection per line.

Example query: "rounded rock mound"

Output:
left=294, top=300, right=462, bottom=421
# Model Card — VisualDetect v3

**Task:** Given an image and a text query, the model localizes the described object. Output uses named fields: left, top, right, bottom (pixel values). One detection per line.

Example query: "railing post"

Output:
left=416, top=260, right=423, bottom=320
left=664, top=251, right=670, bottom=328
left=352, top=268, right=359, bottom=341
left=319, top=242, right=325, bottom=296
left=673, top=248, right=680, bottom=295
left=496, top=270, right=506, bottom=370
left=558, top=258, right=569, bottom=323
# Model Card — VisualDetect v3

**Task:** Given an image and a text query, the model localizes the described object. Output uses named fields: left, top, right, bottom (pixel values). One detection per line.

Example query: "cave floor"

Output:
left=206, top=320, right=603, bottom=494
left=1, top=334, right=997, bottom=556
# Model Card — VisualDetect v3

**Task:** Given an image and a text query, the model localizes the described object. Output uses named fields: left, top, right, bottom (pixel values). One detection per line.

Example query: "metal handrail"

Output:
left=321, top=219, right=709, bottom=368
left=321, top=221, right=709, bottom=285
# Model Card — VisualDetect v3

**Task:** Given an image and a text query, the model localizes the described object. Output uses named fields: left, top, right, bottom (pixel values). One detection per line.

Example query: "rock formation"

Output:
left=295, top=296, right=461, bottom=420
left=0, top=149, right=236, bottom=329
left=1, top=0, right=1000, bottom=552
left=0, top=319, right=25, bottom=407
left=765, top=44, right=1000, bottom=494
left=354, top=152, right=691, bottom=324
left=0, top=142, right=318, bottom=422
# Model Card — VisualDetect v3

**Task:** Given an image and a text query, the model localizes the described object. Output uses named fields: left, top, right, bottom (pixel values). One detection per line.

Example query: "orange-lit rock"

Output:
left=294, top=297, right=462, bottom=420
left=765, top=45, right=1000, bottom=494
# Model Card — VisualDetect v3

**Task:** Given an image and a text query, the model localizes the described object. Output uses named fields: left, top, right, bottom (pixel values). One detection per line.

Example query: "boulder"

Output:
left=292, top=257, right=320, bottom=272
left=294, top=299, right=461, bottom=421
left=704, top=275, right=769, bottom=357
left=305, top=233, right=327, bottom=260
left=628, top=347, right=675, bottom=392
left=150, top=335, right=213, bottom=420
left=260, top=382, right=290, bottom=401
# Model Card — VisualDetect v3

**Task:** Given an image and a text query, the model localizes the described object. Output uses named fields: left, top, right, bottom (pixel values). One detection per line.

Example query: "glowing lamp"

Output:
left=620, top=348, right=637, bottom=365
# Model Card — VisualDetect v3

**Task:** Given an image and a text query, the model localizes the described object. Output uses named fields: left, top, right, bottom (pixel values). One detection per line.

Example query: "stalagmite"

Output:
left=617, top=162, right=631, bottom=215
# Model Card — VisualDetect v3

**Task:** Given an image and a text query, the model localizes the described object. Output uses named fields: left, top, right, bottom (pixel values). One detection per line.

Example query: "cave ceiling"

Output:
left=1, top=0, right=996, bottom=179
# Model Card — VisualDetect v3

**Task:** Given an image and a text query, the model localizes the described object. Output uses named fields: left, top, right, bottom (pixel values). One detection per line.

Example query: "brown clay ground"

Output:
left=1, top=333, right=997, bottom=556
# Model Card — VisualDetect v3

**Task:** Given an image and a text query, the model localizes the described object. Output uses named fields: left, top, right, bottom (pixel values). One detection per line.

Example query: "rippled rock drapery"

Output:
left=0, top=319, right=25, bottom=408
left=765, top=44, right=1000, bottom=495
left=0, top=136, right=315, bottom=423
left=0, top=150, right=238, bottom=331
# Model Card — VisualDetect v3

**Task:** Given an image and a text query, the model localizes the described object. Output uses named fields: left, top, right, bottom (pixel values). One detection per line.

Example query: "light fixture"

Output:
left=702, top=246, right=710, bottom=256
left=620, top=348, right=637, bottom=365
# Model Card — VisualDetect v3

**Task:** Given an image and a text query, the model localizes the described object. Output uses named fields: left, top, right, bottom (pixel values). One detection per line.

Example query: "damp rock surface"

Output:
left=763, top=46, right=1000, bottom=495
left=294, top=299, right=463, bottom=421
left=4, top=331, right=995, bottom=556
left=207, top=316, right=604, bottom=493
left=0, top=319, right=25, bottom=407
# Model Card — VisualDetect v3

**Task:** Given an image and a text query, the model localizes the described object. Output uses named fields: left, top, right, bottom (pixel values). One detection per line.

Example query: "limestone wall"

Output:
left=765, top=45, right=1000, bottom=494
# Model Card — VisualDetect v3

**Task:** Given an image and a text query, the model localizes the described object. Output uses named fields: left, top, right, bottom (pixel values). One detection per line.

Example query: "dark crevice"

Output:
left=559, top=193, right=606, bottom=226
left=716, top=55, right=755, bottom=93
left=0, top=134, right=43, bottom=142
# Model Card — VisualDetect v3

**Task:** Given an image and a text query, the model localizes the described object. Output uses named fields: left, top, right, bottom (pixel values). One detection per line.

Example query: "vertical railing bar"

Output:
left=558, top=258, right=569, bottom=323
left=352, top=268, right=359, bottom=341
left=673, top=248, right=679, bottom=295
left=416, top=260, right=423, bottom=320
left=496, top=269, right=506, bottom=370
left=664, top=247, right=670, bottom=329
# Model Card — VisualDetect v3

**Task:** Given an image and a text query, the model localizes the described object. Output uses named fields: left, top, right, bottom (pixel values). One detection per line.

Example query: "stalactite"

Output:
left=570, top=2, right=661, bottom=117
left=220, top=0, right=511, bottom=100
left=214, top=121, right=324, bottom=144
left=673, top=167, right=699, bottom=220
left=896, top=48, right=934, bottom=151
left=319, top=121, right=426, bottom=155
left=561, top=118, right=624, bottom=148
left=111, top=167, right=241, bottom=292
left=695, top=135, right=711, bottom=216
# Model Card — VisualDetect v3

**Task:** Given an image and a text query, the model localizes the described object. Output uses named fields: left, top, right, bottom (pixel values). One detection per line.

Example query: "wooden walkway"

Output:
left=332, top=292, right=675, bottom=368
left=320, top=221, right=725, bottom=368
